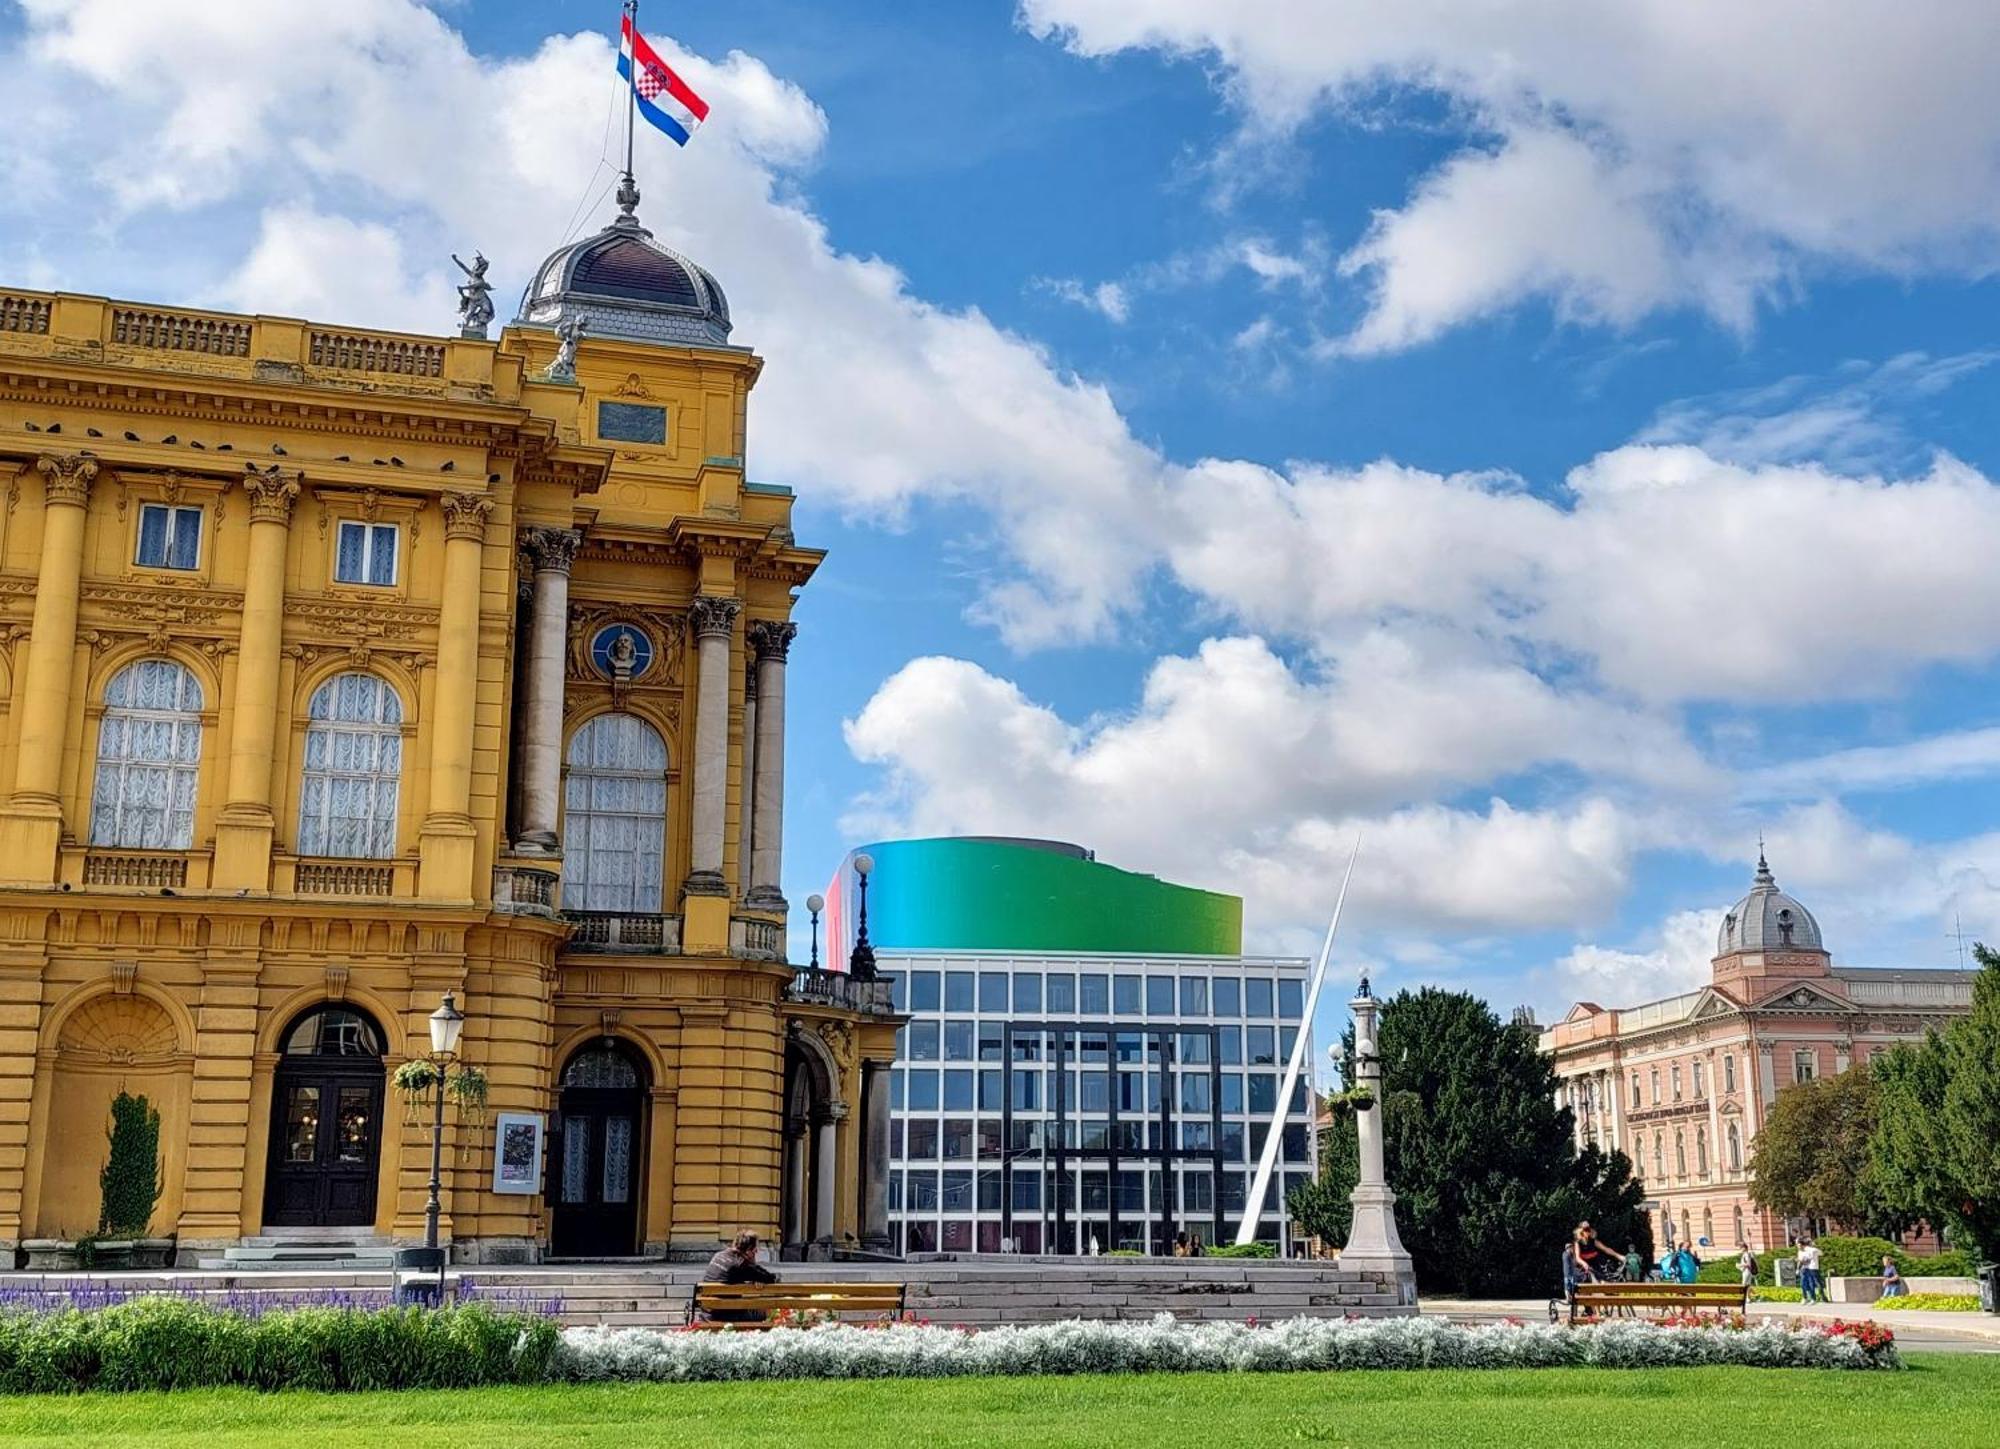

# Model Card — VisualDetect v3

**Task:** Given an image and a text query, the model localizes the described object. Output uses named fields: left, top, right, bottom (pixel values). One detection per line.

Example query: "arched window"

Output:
left=1733, top=1205, right=1745, bottom=1245
left=1680, top=1209, right=1692, bottom=1248
left=1727, top=1122, right=1742, bottom=1171
left=91, top=659, right=203, bottom=849
left=1674, top=1130, right=1687, bottom=1177
left=563, top=715, right=667, bottom=911
left=1652, top=1133, right=1664, bottom=1180
left=563, top=1044, right=641, bottom=1089
left=297, top=674, right=403, bottom=858
left=1696, top=1126, right=1709, bottom=1175
left=281, top=1005, right=385, bottom=1057
left=1703, top=1207, right=1714, bottom=1245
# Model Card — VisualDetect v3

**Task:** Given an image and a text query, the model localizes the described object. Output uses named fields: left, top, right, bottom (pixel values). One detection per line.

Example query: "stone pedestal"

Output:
left=1337, top=985, right=1417, bottom=1305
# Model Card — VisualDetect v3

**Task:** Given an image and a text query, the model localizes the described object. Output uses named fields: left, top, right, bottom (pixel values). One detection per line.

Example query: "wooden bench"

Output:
left=1568, top=1280, right=1748, bottom=1325
left=687, top=1280, right=908, bottom=1329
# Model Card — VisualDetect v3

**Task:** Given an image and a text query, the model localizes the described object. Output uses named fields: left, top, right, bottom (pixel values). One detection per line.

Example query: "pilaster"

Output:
left=418, top=491, right=494, bottom=901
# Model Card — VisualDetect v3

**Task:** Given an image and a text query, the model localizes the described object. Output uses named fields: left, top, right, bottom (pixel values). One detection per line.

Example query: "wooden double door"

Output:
left=264, top=1056, right=384, bottom=1228
left=550, top=1043, right=647, bottom=1257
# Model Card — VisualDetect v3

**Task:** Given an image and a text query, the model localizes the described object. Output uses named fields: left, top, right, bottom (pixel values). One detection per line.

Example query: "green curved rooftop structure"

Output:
left=824, top=837, right=1243, bottom=966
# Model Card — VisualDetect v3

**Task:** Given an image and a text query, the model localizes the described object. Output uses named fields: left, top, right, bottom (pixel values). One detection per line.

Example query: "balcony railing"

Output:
left=729, top=915, right=787, bottom=961
left=296, top=860, right=396, bottom=896
left=786, top=967, right=898, bottom=1016
left=81, top=850, right=189, bottom=889
left=493, top=864, right=560, bottom=915
left=564, top=911, right=681, bottom=954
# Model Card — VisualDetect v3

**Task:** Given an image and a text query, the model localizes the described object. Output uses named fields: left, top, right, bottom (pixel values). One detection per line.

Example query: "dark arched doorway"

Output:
left=551, top=1040, right=648, bottom=1257
left=264, top=1005, right=386, bottom=1228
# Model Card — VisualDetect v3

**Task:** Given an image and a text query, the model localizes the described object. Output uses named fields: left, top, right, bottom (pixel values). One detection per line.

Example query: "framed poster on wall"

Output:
left=492, top=1112, right=546, bottom=1195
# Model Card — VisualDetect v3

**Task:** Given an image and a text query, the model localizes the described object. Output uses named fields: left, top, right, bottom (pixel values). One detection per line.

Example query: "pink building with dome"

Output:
left=1542, top=854, right=1975, bottom=1257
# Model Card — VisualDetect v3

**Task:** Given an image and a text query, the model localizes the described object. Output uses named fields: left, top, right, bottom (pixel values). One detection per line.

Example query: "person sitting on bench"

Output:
left=701, top=1230, right=778, bottom=1322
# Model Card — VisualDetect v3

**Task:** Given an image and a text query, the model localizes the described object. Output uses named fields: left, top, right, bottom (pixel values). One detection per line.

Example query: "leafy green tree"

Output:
left=1748, top=1066, right=1889, bottom=1232
left=1289, top=987, right=1649, bottom=1295
left=1870, top=944, right=2000, bottom=1259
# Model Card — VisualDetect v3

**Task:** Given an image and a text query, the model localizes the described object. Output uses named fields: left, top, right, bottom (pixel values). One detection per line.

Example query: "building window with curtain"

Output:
left=1727, top=1122, right=1742, bottom=1171
left=1652, top=1133, right=1664, bottom=1180
left=91, top=658, right=203, bottom=849
left=297, top=673, right=403, bottom=858
left=1674, top=1129, right=1687, bottom=1178
left=1696, top=1126, right=1709, bottom=1175
left=562, top=714, right=668, bottom=911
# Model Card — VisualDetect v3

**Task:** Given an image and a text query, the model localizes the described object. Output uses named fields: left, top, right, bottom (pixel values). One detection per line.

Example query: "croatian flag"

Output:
left=619, top=14, right=709, bottom=146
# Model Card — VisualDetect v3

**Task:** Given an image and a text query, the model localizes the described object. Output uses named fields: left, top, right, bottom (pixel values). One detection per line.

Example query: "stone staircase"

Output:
left=196, top=1228, right=398, bottom=1272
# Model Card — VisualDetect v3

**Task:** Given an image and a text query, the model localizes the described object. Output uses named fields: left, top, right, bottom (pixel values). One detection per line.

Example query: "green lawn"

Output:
left=0, top=1355, right=1994, bottom=1448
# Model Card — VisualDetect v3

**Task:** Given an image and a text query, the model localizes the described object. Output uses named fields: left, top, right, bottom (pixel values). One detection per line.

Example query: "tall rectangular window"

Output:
left=1146, top=976, right=1174, bottom=1016
left=334, top=520, right=398, bottom=585
left=1278, top=979, right=1304, bottom=1020
left=944, top=971, right=974, bottom=1012
left=1180, top=976, right=1209, bottom=1016
left=1245, top=978, right=1274, bottom=1018
left=978, top=973, right=1008, bottom=1012
left=1211, top=977, right=1241, bottom=1018
left=136, top=503, right=202, bottom=570
left=1079, top=973, right=1110, bottom=1014
left=1013, top=972, right=1042, bottom=1013
left=1045, top=973, right=1076, bottom=1013
left=1724, top=1055, right=1737, bottom=1093
left=1793, top=1050, right=1816, bottom=1083
left=1113, top=976, right=1141, bottom=1015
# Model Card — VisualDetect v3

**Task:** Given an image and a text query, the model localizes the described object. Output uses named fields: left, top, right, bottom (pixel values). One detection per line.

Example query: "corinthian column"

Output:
left=214, top=464, right=300, bottom=889
left=418, top=490, right=494, bottom=901
left=0, top=455, right=96, bottom=883
left=513, top=527, right=580, bottom=855
left=1339, top=982, right=1416, bottom=1304
left=744, top=620, right=796, bottom=910
left=684, top=595, right=739, bottom=896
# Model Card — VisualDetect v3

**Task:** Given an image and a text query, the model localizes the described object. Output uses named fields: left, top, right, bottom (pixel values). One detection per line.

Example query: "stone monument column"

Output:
left=214, top=464, right=300, bottom=888
left=0, top=454, right=95, bottom=882
left=513, top=527, right=580, bottom=854
left=1338, top=979, right=1417, bottom=1304
left=744, top=620, right=796, bottom=910
left=684, top=595, right=739, bottom=896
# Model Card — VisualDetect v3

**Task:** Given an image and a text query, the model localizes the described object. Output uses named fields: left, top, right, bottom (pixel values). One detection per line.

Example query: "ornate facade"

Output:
left=0, top=195, right=898, bottom=1264
left=1543, top=855, right=1974, bottom=1256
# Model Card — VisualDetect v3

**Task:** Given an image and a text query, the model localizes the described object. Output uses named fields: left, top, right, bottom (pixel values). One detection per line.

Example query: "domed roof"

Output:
left=516, top=177, right=731, bottom=347
left=1716, top=851, right=1824, bottom=956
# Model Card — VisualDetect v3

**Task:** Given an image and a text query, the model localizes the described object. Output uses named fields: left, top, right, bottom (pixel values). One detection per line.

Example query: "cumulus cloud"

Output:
left=843, top=643, right=1677, bottom=938
left=1021, top=0, right=2000, bottom=348
left=1540, top=909, right=1723, bottom=1012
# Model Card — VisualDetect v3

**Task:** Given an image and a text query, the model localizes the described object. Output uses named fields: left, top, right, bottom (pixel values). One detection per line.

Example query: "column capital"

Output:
left=35, top=452, right=98, bottom=508
left=689, top=594, right=741, bottom=639
left=440, top=490, right=495, bottom=541
left=240, top=463, right=302, bottom=524
left=748, top=618, right=798, bottom=663
left=521, top=525, right=582, bottom=575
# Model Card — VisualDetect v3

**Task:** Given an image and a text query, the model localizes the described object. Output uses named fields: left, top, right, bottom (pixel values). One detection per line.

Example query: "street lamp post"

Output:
left=423, top=992, right=466, bottom=1255
left=849, top=853, right=877, bottom=980
left=806, top=893, right=825, bottom=971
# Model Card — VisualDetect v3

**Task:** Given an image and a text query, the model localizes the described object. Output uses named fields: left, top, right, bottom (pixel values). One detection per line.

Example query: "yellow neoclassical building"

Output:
left=0, top=187, right=898, bottom=1265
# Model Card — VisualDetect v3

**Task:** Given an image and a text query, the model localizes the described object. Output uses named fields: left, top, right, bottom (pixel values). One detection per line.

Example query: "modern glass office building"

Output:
left=826, top=839, right=1316, bottom=1256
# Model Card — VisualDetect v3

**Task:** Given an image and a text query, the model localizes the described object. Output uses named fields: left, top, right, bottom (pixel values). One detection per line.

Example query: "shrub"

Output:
left=0, top=1299, right=560, bottom=1394
left=1878, top=1293, right=1979, bottom=1312
left=1751, top=1287, right=1803, bottom=1303
left=1694, top=1236, right=1967, bottom=1285
left=559, top=1313, right=1899, bottom=1382
left=1206, top=1243, right=1277, bottom=1259
left=98, top=1092, right=162, bottom=1237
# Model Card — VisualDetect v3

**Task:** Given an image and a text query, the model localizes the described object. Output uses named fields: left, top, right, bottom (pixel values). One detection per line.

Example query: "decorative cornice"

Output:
left=36, top=452, right=98, bottom=508
left=688, top=594, right=741, bottom=640
left=747, top=618, right=797, bottom=663
left=521, top=526, right=583, bottom=576
left=441, top=489, right=494, bottom=541
left=242, top=462, right=302, bottom=524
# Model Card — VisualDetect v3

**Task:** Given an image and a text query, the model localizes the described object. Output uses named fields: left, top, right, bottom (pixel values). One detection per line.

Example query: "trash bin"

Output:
left=393, top=1246, right=446, bottom=1307
left=1978, top=1263, right=1998, bottom=1315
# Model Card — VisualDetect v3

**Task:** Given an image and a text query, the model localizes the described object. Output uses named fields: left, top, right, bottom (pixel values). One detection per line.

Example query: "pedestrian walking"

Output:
left=1738, top=1243, right=1757, bottom=1292
left=1797, top=1238, right=1823, bottom=1304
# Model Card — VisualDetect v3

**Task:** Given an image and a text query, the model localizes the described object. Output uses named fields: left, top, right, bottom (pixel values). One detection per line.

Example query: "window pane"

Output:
left=1247, top=1026, right=1276, bottom=1065
left=1212, top=978, right=1240, bottom=1018
left=1013, top=972, right=1041, bottom=1014
left=1180, top=977, right=1208, bottom=1016
left=1278, top=979, right=1304, bottom=1020
left=1146, top=976, right=1174, bottom=1016
left=370, top=524, right=398, bottom=584
left=336, top=521, right=366, bottom=582
left=907, top=1021, right=940, bottom=1061
left=978, top=974, right=1008, bottom=1012
left=942, top=1070, right=974, bottom=1111
left=169, top=508, right=201, bottom=569
left=1113, top=976, right=1141, bottom=1015
left=944, top=971, right=974, bottom=1012
left=909, top=972, right=941, bottom=1011
left=1246, top=979, right=1274, bottom=1018
left=137, top=505, right=168, bottom=567
left=943, top=1019, right=974, bottom=1061
left=1045, top=973, right=1076, bottom=1013
left=1079, top=974, right=1109, bottom=1014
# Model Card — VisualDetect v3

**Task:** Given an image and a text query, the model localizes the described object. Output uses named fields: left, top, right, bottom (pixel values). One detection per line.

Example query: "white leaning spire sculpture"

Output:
left=1339, top=976, right=1416, bottom=1304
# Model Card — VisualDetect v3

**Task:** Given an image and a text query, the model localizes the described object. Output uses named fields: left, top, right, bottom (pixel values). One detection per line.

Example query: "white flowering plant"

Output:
left=558, top=1312, right=1899, bottom=1383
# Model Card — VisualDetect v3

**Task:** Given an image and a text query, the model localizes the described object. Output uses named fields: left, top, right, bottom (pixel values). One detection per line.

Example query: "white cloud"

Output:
left=844, top=643, right=1674, bottom=939
left=1540, top=909, right=1722, bottom=1012
left=1035, top=276, right=1131, bottom=323
left=1021, top=0, right=2000, bottom=349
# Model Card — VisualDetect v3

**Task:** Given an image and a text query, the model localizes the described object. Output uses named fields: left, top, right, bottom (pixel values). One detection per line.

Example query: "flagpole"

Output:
left=620, top=0, right=640, bottom=210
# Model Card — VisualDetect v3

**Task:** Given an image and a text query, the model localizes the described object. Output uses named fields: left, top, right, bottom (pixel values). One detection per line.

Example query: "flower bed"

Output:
left=559, top=1313, right=1900, bottom=1383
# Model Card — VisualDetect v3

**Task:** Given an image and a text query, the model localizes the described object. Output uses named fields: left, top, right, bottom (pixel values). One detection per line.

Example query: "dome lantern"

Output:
left=1716, top=849, right=1824, bottom=956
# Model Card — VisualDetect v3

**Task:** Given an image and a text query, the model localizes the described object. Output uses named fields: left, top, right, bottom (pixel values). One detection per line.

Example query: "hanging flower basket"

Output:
left=1325, top=1086, right=1376, bottom=1115
left=392, top=1060, right=489, bottom=1129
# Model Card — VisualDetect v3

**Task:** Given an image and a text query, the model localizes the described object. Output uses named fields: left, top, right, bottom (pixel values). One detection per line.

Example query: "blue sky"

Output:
left=7, top=1, right=2000, bottom=1045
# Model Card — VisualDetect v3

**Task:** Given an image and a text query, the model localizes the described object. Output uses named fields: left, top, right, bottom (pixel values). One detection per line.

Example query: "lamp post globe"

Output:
left=805, top=894, right=825, bottom=971
left=429, top=991, right=465, bottom=1059
left=849, top=853, right=877, bottom=980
